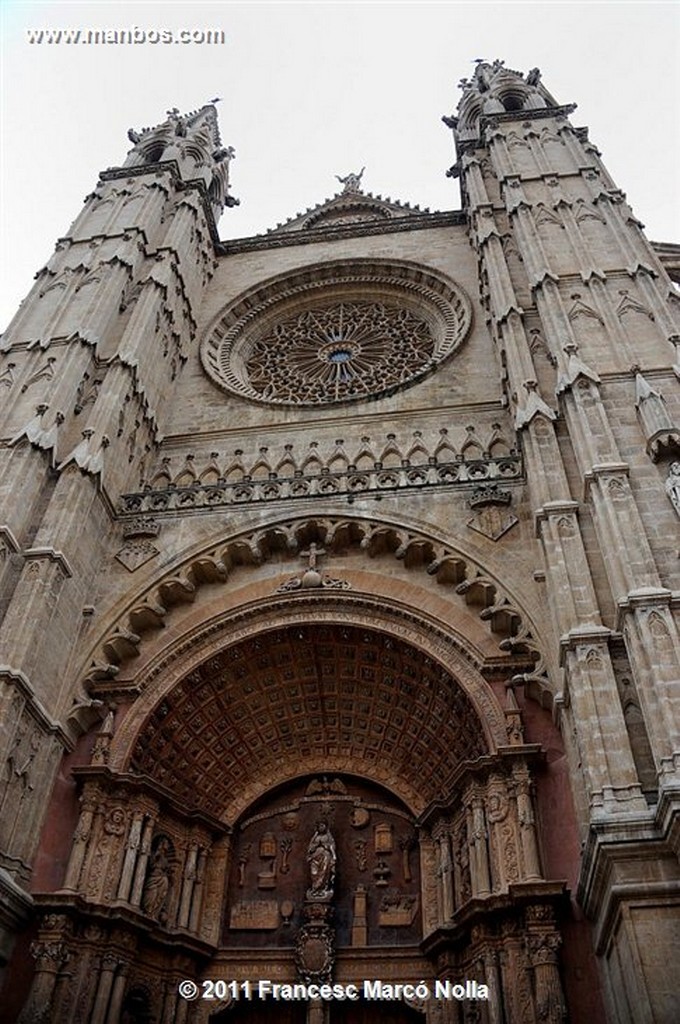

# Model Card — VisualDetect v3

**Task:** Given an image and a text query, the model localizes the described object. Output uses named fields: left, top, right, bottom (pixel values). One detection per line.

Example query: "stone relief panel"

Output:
left=222, top=775, right=421, bottom=950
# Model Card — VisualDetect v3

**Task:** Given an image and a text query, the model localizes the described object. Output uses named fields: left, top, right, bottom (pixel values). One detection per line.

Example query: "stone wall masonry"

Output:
left=169, top=224, right=499, bottom=438
left=1, top=69, right=678, bottom=1023
left=450, top=62, right=680, bottom=1021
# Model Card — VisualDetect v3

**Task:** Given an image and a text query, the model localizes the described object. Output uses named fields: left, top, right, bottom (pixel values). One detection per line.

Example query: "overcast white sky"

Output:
left=1, top=1, right=678, bottom=331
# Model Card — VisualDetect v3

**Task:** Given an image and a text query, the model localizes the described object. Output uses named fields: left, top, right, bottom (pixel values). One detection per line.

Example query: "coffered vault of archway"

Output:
left=126, top=622, right=488, bottom=822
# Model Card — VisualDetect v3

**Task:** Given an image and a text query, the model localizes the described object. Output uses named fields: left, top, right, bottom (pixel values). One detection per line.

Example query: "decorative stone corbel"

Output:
left=9, top=404, right=50, bottom=448
left=635, top=372, right=680, bottom=461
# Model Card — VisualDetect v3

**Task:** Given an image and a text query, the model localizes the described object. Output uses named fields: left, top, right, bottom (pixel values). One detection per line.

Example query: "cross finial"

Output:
left=300, top=542, right=325, bottom=569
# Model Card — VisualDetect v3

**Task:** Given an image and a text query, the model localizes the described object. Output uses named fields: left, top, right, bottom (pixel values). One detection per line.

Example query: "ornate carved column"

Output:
left=90, top=952, right=118, bottom=1024
left=526, top=907, right=567, bottom=1024
left=129, top=814, right=155, bottom=906
left=116, top=810, right=144, bottom=901
left=188, top=847, right=207, bottom=932
left=452, top=822, right=471, bottom=912
left=84, top=801, right=128, bottom=902
left=512, top=763, right=543, bottom=881
left=420, top=830, right=440, bottom=934
left=485, top=771, right=519, bottom=891
left=483, top=949, right=504, bottom=1024
left=433, top=831, right=445, bottom=925
left=18, top=939, right=68, bottom=1024
left=174, top=990, right=190, bottom=1024
left=308, top=998, right=328, bottom=1024
left=470, top=794, right=491, bottom=897
left=105, top=960, right=130, bottom=1023
left=499, top=920, right=536, bottom=1024
left=199, top=834, right=230, bottom=943
left=62, top=790, right=98, bottom=891
left=440, top=832, right=454, bottom=921
left=178, top=842, right=198, bottom=928
left=178, top=842, right=197, bottom=927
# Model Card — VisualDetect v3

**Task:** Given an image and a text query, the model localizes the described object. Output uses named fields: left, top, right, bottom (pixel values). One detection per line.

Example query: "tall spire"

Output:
left=124, top=104, right=238, bottom=220
left=443, top=60, right=563, bottom=148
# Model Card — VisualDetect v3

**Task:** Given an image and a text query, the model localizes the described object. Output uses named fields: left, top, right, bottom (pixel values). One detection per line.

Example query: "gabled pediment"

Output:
left=268, top=180, right=433, bottom=234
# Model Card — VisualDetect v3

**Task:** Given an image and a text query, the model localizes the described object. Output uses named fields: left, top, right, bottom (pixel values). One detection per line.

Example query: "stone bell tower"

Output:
left=0, top=104, right=236, bottom=978
left=447, top=59, right=680, bottom=1021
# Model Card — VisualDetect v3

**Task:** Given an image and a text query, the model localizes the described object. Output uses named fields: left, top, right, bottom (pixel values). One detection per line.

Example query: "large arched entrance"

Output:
left=19, top=595, right=585, bottom=1023
left=128, top=623, right=489, bottom=818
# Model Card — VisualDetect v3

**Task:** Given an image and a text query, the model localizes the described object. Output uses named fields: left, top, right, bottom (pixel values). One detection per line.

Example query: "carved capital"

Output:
left=528, top=931, right=561, bottom=967
left=30, top=940, right=68, bottom=972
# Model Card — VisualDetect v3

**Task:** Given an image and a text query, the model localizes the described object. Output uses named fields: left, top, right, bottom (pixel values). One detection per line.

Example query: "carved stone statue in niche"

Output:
left=237, top=843, right=251, bottom=887
left=142, top=836, right=173, bottom=920
left=666, top=461, right=680, bottom=516
left=306, top=822, right=336, bottom=899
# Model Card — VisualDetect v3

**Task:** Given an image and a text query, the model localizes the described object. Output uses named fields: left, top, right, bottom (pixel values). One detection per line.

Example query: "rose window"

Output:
left=200, top=261, right=473, bottom=406
left=245, top=301, right=435, bottom=404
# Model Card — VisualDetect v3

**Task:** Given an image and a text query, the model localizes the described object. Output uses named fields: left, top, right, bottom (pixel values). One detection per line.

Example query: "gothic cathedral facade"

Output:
left=1, top=61, right=679, bottom=1024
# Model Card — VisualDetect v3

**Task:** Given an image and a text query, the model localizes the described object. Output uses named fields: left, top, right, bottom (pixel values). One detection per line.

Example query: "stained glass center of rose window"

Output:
left=244, top=300, right=435, bottom=404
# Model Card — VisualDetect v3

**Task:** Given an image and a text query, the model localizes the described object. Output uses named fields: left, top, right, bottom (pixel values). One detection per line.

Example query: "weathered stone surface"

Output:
left=0, top=61, right=678, bottom=1024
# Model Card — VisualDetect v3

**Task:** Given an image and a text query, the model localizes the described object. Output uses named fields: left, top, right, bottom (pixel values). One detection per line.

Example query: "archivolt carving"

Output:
left=200, top=259, right=472, bottom=406
left=81, top=516, right=547, bottom=702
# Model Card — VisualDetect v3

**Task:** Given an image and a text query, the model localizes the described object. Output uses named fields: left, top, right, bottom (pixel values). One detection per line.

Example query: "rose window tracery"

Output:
left=246, top=300, right=435, bottom=404
left=200, top=261, right=473, bottom=407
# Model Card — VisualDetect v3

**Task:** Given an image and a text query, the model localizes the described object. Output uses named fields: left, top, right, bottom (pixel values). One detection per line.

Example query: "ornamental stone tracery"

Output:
left=200, top=261, right=473, bottom=406
left=246, top=299, right=435, bottom=404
